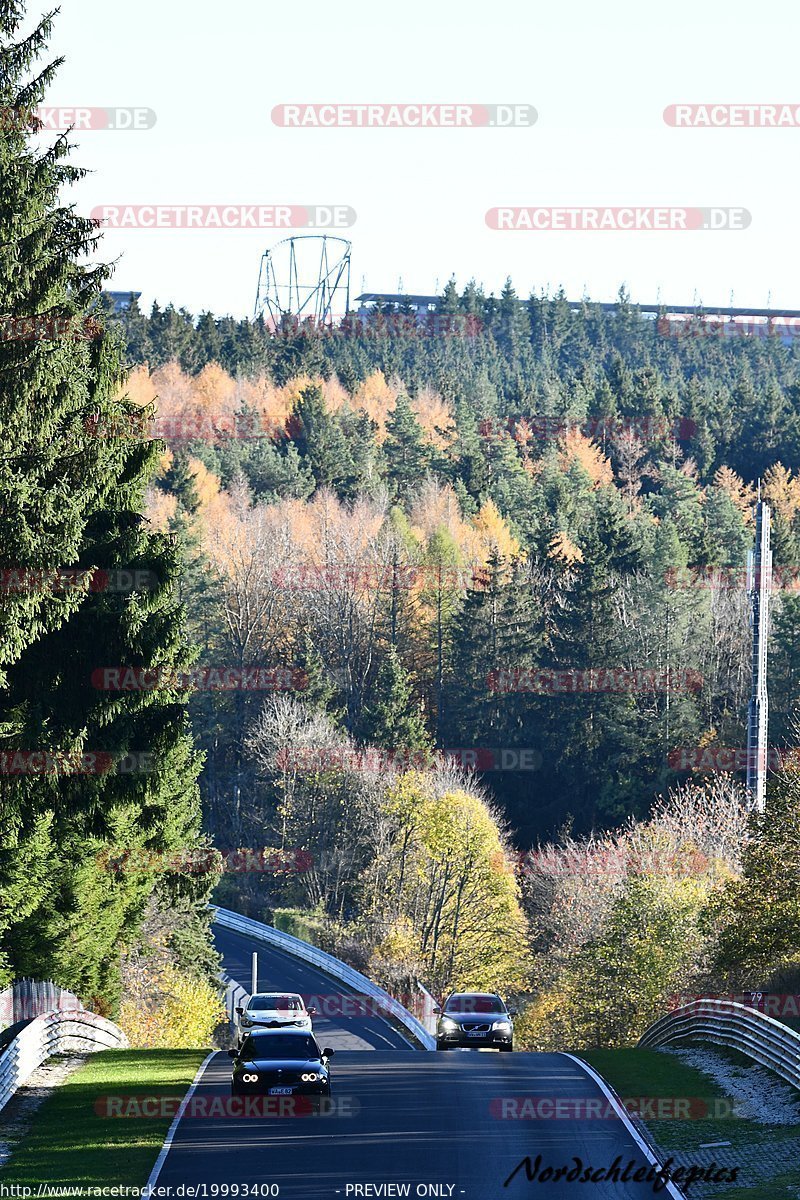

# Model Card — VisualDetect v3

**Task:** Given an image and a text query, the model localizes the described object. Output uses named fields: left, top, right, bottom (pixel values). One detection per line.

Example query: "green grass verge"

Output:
left=0, top=1048, right=206, bottom=1188
left=583, top=1047, right=800, bottom=1196
left=582, top=1046, right=800, bottom=1149
left=704, top=1173, right=800, bottom=1200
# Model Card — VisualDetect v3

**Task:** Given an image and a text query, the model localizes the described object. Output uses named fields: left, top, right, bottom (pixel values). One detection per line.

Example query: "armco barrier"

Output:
left=212, top=906, right=435, bottom=1049
left=0, top=1009, right=128, bottom=1113
left=223, top=973, right=250, bottom=1038
left=0, top=979, right=83, bottom=1028
left=638, top=998, right=800, bottom=1090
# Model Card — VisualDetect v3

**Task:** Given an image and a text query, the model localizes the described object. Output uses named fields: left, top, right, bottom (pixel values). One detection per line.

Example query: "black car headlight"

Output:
left=439, top=1018, right=459, bottom=1032
left=241, top=1072, right=259, bottom=1083
left=301, top=1072, right=321, bottom=1082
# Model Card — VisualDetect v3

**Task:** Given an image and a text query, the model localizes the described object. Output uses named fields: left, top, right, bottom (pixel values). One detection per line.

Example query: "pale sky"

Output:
left=30, top=0, right=800, bottom=317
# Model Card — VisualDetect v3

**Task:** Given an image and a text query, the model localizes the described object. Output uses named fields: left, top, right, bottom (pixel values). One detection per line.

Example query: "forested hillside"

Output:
left=108, top=292, right=800, bottom=853
left=74, top=293, right=800, bottom=1035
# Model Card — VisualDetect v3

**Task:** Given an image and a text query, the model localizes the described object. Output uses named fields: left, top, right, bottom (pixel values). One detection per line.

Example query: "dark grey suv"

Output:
left=434, top=992, right=516, bottom=1051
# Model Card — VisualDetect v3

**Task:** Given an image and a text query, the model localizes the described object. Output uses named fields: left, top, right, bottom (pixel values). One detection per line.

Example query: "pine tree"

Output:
left=383, top=392, right=432, bottom=500
left=293, top=628, right=343, bottom=720
left=0, top=5, right=207, bottom=1002
left=440, top=554, right=545, bottom=791
left=287, top=383, right=367, bottom=496
left=163, top=451, right=201, bottom=516
left=359, top=646, right=431, bottom=757
left=769, top=595, right=800, bottom=746
left=419, top=526, right=463, bottom=732
left=542, top=490, right=645, bottom=828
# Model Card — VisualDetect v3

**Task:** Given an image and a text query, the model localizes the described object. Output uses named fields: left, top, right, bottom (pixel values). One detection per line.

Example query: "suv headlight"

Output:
left=240, top=1016, right=253, bottom=1027
left=439, top=1018, right=458, bottom=1032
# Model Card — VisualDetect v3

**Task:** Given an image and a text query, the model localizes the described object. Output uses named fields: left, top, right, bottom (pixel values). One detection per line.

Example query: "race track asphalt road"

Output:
left=151, top=925, right=683, bottom=1199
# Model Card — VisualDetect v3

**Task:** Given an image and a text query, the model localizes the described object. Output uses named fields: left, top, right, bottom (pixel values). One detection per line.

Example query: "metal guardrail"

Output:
left=415, top=979, right=438, bottom=1037
left=213, top=906, right=435, bottom=1050
left=0, top=1009, right=129, bottom=1114
left=0, top=979, right=83, bottom=1030
left=638, top=999, right=800, bottom=1090
left=222, top=973, right=250, bottom=1039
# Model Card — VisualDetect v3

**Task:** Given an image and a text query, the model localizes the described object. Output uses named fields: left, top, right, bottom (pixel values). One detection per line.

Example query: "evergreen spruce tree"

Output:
left=293, top=628, right=343, bottom=721
left=359, top=645, right=431, bottom=757
left=440, top=554, right=545, bottom=791
left=542, top=490, right=644, bottom=828
left=287, top=383, right=366, bottom=496
left=0, top=4, right=208, bottom=1002
left=382, top=392, right=432, bottom=501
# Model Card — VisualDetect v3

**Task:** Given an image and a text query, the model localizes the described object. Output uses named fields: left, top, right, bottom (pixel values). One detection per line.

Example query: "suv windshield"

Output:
left=445, top=994, right=505, bottom=1014
left=240, top=1033, right=319, bottom=1059
left=249, top=995, right=301, bottom=1011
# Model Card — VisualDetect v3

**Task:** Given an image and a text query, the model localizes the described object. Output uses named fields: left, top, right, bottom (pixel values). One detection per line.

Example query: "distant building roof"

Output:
left=356, top=293, right=438, bottom=305
left=356, top=292, right=800, bottom=319
left=105, top=290, right=142, bottom=312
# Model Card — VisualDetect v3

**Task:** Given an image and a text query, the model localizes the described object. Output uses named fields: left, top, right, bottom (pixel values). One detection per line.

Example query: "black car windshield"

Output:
left=249, top=995, right=301, bottom=1011
left=445, top=995, right=505, bottom=1014
left=240, top=1033, right=319, bottom=1059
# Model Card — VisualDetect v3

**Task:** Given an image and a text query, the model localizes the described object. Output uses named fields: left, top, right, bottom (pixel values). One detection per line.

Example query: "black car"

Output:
left=434, top=992, right=516, bottom=1051
left=229, top=1030, right=334, bottom=1096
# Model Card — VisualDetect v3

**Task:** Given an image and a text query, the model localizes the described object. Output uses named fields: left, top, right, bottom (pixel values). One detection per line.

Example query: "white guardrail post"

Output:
left=0, top=1010, right=129, bottom=1114
left=638, top=999, right=800, bottom=1090
left=212, top=906, right=435, bottom=1050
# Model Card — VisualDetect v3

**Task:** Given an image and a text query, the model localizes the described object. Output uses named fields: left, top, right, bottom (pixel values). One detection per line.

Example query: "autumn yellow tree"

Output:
left=366, top=771, right=529, bottom=994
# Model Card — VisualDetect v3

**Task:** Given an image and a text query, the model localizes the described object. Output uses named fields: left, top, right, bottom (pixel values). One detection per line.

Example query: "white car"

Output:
left=236, top=992, right=316, bottom=1042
